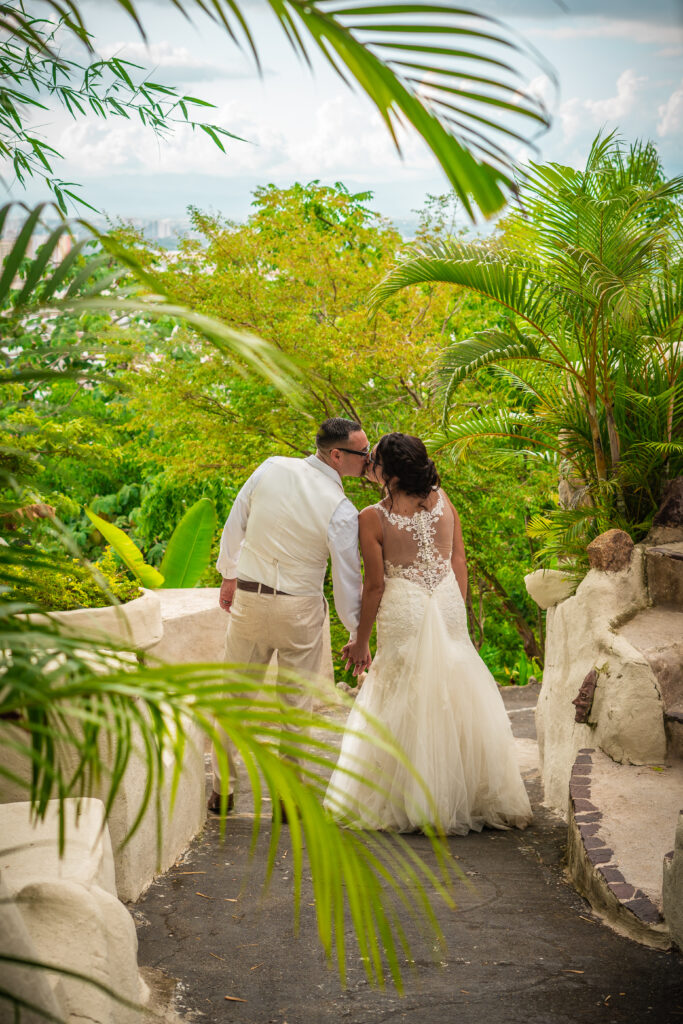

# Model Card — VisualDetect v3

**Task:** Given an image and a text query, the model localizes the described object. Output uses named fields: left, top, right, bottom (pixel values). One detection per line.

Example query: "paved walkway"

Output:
left=134, top=684, right=683, bottom=1024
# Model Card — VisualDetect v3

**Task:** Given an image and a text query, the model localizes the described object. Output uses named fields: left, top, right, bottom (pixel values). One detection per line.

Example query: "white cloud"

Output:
left=97, top=40, right=254, bottom=81
left=529, top=18, right=683, bottom=47
left=657, top=79, right=683, bottom=137
left=585, top=69, right=646, bottom=121
left=283, top=97, right=432, bottom=181
left=58, top=104, right=272, bottom=176
left=558, top=97, right=583, bottom=143
left=56, top=94, right=432, bottom=183
left=527, top=74, right=555, bottom=109
left=555, top=70, right=646, bottom=143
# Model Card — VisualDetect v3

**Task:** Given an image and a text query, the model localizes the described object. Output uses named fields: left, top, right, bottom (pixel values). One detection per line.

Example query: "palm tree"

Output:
left=370, top=132, right=683, bottom=564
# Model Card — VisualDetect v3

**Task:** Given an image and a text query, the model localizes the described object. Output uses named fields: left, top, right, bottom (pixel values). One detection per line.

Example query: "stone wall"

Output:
left=532, top=547, right=666, bottom=812
left=0, top=800, right=148, bottom=1022
left=528, top=484, right=683, bottom=951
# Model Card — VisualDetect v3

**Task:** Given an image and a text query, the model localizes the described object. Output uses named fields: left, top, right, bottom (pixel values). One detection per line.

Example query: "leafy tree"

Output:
left=370, top=133, right=683, bottom=566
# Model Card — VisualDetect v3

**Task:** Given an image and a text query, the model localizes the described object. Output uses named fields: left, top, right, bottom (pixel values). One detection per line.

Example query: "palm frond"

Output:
left=371, top=241, right=554, bottom=327
left=1, top=622, right=460, bottom=989
left=427, top=405, right=556, bottom=463
left=433, top=328, right=542, bottom=413
left=6, top=1, right=554, bottom=219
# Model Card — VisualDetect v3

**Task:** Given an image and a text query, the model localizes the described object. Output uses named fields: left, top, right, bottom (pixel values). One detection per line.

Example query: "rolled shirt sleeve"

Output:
left=215, top=460, right=270, bottom=579
left=328, top=499, right=362, bottom=634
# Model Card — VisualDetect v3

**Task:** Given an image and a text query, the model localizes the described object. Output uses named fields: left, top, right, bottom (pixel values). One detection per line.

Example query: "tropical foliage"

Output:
left=85, top=497, right=217, bottom=589
left=6, top=547, right=141, bottom=611
left=3, top=0, right=552, bottom=217
left=371, top=133, right=683, bottom=566
left=49, top=183, right=548, bottom=675
left=0, top=1, right=558, bottom=1013
left=0, top=201, right=465, bottom=1020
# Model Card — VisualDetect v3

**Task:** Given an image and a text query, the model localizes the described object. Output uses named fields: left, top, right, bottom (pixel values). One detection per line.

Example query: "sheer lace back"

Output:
left=376, top=489, right=454, bottom=592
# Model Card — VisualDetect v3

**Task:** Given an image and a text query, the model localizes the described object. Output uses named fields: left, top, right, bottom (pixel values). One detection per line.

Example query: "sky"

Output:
left=10, top=0, right=683, bottom=228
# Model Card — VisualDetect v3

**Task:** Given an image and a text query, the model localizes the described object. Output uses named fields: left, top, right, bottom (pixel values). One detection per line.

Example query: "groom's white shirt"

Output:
left=216, top=454, right=361, bottom=633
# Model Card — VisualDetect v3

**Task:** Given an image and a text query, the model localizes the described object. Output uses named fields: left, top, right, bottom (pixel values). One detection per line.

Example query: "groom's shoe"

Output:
left=207, top=790, right=234, bottom=816
left=272, top=798, right=300, bottom=826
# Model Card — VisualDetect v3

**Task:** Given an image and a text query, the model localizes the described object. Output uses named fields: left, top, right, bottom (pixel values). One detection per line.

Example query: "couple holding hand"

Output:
left=210, top=417, right=531, bottom=834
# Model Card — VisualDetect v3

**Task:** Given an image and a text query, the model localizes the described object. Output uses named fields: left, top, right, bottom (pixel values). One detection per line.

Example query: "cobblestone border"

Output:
left=569, top=748, right=665, bottom=929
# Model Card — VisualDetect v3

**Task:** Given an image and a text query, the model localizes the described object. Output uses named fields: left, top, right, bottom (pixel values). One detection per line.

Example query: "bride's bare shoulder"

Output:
left=359, top=504, right=383, bottom=531
left=359, top=503, right=382, bottom=520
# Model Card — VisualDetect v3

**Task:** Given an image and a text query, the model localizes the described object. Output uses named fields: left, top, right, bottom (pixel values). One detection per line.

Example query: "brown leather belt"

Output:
left=236, top=579, right=291, bottom=596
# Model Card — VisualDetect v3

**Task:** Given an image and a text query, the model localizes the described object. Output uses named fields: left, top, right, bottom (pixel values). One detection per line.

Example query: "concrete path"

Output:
left=134, top=684, right=683, bottom=1024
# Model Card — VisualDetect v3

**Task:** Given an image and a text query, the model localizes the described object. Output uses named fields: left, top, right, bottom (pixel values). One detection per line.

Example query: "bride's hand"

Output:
left=341, top=639, right=371, bottom=676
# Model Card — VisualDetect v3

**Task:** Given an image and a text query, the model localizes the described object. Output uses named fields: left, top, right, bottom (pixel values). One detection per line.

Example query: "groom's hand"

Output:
left=341, top=639, right=371, bottom=676
left=219, top=577, right=237, bottom=613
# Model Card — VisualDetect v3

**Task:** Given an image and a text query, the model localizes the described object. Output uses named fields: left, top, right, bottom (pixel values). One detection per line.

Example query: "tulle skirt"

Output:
left=324, top=573, right=532, bottom=835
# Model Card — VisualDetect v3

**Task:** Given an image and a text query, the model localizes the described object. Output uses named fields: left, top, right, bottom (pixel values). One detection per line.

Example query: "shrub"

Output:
left=9, top=548, right=142, bottom=611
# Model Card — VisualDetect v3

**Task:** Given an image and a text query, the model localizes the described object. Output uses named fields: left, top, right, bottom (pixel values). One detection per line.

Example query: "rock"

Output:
left=586, top=529, right=634, bottom=572
left=0, top=800, right=146, bottom=1023
left=572, top=668, right=599, bottom=723
left=524, top=569, right=575, bottom=609
left=645, top=542, right=683, bottom=609
left=648, top=479, right=683, bottom=544
left=0, top=872, right=66, bottom=1024
left=653, top=478, right=683, bottom=528
left=535, top=546, right=667, bottom=813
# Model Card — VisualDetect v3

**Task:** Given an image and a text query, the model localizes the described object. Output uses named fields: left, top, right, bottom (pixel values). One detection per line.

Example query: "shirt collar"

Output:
left=306, top=453, right=344, bottom=491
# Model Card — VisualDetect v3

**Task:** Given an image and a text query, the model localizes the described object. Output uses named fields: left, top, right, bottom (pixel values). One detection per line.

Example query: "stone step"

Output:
left=566, top=747, right=683, bottom=950
left=618, top=606, right=683, bottom=758
left=645, top=542, right=683, bottom=608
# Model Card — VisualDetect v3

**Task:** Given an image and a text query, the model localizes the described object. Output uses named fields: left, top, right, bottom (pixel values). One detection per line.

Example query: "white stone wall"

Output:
left=533, top=548, right=666, bottom=814
left=0, top=800, right=147, bottom=1023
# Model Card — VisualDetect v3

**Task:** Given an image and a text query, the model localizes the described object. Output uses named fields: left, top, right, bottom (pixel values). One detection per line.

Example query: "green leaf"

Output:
left=198, top=123, right=226, bottom=152
left=159, top=498, right=217, bottom=588
left=84, top=507, right=164, bottom=588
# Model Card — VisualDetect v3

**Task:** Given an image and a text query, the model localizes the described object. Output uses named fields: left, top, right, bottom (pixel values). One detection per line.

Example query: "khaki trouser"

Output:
left=211, top=588, right=327, bottom=796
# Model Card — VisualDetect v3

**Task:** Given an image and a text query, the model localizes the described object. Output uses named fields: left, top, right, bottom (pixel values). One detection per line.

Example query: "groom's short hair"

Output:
left=316, top=417, right=362, bottom=451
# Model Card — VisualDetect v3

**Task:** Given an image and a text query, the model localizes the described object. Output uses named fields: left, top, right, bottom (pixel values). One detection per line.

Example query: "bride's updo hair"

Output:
left=375, top=433, right=440, bottom=498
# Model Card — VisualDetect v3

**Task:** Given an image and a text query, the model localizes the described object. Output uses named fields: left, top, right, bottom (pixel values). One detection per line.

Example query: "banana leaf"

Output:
left=85, top=508, right=165, bottom=588
left=159, top=497, right=217, bottom=588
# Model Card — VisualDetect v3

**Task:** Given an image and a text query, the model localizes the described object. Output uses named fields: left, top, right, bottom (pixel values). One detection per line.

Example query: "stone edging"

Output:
left=566, top=747, right=670, bottom=949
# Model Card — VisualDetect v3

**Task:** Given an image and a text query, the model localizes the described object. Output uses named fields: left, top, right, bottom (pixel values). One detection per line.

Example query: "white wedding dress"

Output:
left=324, top=490, right=532, bottom=835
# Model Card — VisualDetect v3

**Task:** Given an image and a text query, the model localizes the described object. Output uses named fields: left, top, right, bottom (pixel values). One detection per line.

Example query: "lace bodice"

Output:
left=376, top=489, right=454, bottom=592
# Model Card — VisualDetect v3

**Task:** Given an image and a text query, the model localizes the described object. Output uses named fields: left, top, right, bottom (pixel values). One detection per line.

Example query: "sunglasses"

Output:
left=335, top=446, right=370, bottom=458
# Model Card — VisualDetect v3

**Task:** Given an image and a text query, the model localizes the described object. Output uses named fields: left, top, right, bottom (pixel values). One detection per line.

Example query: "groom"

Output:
left=208, top=417, right=370, bottom=815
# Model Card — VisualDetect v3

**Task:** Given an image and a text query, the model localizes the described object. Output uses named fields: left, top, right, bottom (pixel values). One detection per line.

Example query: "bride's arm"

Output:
left=445, top=492, right=468, bottom=601
left=341, top=508, right=385, bottom=675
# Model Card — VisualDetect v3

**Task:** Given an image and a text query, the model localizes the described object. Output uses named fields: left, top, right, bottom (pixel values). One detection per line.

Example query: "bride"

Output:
left=324, top=433, right=532, bottom=835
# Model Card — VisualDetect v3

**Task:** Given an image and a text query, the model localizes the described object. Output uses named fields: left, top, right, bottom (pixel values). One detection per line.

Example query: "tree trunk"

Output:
left=587, top=399, right=608, bottom=483
left=478, top=567, right=544, bottom=665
